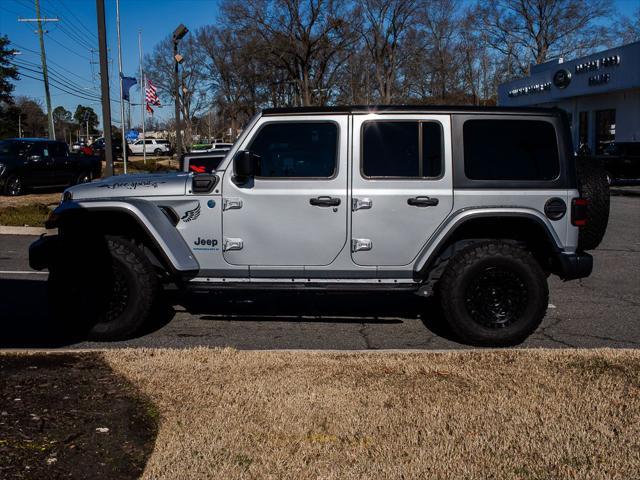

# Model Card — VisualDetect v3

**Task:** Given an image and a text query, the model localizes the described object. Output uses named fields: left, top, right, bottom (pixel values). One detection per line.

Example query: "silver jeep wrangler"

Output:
left=30, top=106, right=609, bottom=346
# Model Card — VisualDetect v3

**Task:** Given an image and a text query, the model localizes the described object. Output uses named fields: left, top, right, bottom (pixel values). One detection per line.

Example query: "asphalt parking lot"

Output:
left=0, top=196, right=638, bottom=350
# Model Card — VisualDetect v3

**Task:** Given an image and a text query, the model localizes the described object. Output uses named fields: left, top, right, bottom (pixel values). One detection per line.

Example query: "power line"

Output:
left=11, top=0, right=95, bottom=56
left=54, top=0, right=98, bottom=42
left=43, top=33, right=92, bottom=61
left=13, top=62, right=102, bottom=101
left=15, top=70, right=103, bottom=103
left=12, top=58, right=99, bottom=97
left=11, top=42, right=95, bottom=84
left=48, top=20, right=96, bottom=51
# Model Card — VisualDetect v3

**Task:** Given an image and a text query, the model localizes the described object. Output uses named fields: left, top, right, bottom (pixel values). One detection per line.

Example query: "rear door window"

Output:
left=463, top=120, right=559, bottom=181
left=361, top=121, right=443, bottom=178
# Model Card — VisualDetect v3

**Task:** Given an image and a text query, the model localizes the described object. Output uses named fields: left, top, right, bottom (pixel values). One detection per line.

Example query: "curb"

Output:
left=610, top=188, right=640, bottom=197
left=0, top=226, right=57, bottom=236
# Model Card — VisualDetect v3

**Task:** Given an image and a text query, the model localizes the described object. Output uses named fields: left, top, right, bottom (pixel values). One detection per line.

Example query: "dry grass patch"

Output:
left=0, top=203, right=52, bottom=226
left=0, top=192, right=60, bottom=208
left=101, top=349, right=640, bottom=479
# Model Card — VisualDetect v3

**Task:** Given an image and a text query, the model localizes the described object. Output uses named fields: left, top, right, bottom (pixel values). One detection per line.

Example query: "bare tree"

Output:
left=360, top=0, right=417, bottom=104
left=222, top=0, right=357, bottom=107
left=144, top=35, right=209, bottom=147
left=478, top=0, right=614, bottom=76
left=417, top=0, right=463, bottom=101
left=618, top=7, right=640, bottom=43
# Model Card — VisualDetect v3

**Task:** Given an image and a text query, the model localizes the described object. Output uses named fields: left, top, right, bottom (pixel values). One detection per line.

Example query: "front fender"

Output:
left=48, top=198, right=199, bottom=273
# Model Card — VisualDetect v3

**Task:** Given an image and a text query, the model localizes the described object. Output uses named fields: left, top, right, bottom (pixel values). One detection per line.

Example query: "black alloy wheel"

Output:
left=4, top=175, right=23, bottom=196
left=464, top=266, right=528, bottom=329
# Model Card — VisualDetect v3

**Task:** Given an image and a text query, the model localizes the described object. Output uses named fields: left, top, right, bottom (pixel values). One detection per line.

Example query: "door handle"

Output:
left=407, top=196, right=439, bottom=207
left=310, top=196, right=341, bottom=207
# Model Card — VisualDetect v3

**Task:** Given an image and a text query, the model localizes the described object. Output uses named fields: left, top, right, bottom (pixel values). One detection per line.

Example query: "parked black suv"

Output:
left=0, top=138, right=102, bottom=196
left=90, top=137, right=132, bottom=160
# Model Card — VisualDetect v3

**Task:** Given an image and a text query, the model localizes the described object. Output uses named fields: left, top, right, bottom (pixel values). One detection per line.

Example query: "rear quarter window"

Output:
left=463, top=119, right=560, bottom=181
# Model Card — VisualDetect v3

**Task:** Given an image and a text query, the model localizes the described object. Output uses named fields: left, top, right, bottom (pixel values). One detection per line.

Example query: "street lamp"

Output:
left=172, top=23, right=188, bottom=158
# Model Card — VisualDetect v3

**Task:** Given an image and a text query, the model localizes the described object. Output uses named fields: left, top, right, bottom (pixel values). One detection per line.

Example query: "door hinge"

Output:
left=352, top=197, right=372, bottom=211
left=223, top=198, right=243, bottom=211
left=223, top=238, right=244, bottom=251
left=352, top=238, right=373, bottom=252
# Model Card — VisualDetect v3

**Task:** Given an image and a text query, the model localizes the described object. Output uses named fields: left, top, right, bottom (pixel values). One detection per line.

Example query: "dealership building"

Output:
left=498, top=41, right=640, bottom=155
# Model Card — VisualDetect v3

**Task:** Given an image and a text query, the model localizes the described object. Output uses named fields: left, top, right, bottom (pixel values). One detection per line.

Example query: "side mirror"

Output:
left=28, top=155, right=42, bottom=162
left=233, top=150, right=260, bottom=180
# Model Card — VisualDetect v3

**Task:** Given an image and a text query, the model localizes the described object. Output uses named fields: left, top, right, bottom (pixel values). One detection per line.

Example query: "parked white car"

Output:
left=129, top=139, right=173, bottom=156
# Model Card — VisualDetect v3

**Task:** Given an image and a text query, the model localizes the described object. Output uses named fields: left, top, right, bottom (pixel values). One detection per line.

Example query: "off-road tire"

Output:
left=48, top=236, right=158, bottom=341
left=438, top=241, right=548, bottom=347
left=576, top=157, right=609, bottom=250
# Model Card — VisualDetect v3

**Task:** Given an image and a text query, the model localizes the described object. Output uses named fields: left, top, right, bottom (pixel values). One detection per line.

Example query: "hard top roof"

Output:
left=262, top=105, right=562, bottom=116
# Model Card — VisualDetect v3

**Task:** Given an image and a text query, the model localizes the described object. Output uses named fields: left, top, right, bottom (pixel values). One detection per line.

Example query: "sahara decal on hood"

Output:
left=64, top=172, right=190, bottom=199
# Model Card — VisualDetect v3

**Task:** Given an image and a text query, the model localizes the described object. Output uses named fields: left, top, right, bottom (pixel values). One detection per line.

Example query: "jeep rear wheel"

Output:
left=438, top=241, right=548, bottom=347
left=48, top=236, right=158, bottom=341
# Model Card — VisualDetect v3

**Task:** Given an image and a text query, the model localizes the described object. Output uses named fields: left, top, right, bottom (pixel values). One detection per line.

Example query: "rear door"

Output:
left=221, top=115, right=349, bottom=267
left=351, top=114, right=453, bottom=266
left=48, top=142, right=73, bottom=185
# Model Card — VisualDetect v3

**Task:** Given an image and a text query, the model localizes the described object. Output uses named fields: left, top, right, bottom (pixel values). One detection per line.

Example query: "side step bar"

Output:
left=186, top=281, right=420, bottom=293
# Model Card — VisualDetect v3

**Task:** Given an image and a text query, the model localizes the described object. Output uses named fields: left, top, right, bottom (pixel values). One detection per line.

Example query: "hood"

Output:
left=66, top=172, right=190, bottom=200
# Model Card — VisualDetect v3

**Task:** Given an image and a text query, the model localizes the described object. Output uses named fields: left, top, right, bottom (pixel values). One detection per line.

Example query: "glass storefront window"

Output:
left=595, top=109, right=616, bottom=155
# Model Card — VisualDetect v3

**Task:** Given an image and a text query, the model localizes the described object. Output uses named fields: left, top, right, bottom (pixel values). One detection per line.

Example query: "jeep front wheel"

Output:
left=438, top=241, right=548, bottom=347
left=48, top=236, right=158, bottom=341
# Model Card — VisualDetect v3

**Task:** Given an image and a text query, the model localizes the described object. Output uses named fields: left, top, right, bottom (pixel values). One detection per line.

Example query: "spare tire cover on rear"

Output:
left=576, top=157, right=610, bottom=250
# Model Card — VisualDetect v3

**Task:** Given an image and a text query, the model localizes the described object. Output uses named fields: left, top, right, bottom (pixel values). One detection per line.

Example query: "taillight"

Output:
left=572, top=198, right=588, bottom=226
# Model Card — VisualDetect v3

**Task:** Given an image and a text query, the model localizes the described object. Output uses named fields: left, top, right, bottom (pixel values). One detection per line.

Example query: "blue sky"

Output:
left=1, top=0, right=638, bottom=130
left=1, top=0, right=221, bottom=128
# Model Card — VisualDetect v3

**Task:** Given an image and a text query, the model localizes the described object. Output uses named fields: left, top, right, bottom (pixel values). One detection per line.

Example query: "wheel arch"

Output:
left=49, top=198, right=199, bottom=276
left=414, top=209, right=563, bottom=280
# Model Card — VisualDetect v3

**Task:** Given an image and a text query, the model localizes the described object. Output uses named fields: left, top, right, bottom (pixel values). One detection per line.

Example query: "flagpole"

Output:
left=115, top=0, right=127, bottom=174
left=138, top=29, right=146, bottom=164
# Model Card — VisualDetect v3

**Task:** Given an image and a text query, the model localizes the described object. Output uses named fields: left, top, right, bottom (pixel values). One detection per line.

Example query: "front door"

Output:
left=22, top=142, right=52, bottom=187
left=221, top=116, right=348, bottom=267
left=351, top=115, right=453, bottom=267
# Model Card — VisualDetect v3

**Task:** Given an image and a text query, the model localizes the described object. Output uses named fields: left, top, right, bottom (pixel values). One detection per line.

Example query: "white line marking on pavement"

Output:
left=0, top=270, right=48, bottom=275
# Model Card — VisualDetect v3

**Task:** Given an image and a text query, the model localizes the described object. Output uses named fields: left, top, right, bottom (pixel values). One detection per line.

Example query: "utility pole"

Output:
left=138, top=30, right=147, bottom=164
left=18, top=114, right=22, bottom=138
left=96, top=0, right=114, bottom=176
left=115, top=0, right=128, bottom=174
left=172, top=24, right=188, bottom=158
left=18, top=1, right=58, bottom=139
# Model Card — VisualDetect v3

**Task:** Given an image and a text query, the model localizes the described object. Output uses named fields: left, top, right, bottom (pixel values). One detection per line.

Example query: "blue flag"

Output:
left=121, top=76, right=137, bottom=101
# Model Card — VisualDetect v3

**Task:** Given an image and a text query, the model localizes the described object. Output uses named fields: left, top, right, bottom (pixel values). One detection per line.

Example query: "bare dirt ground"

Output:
left=99, top=348, right=640, bottom=480
left=0, top=353, right=157, bottom=479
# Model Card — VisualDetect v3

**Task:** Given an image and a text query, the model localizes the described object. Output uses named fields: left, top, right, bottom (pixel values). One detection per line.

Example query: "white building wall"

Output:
left=499, top=41, right=640, bottom=152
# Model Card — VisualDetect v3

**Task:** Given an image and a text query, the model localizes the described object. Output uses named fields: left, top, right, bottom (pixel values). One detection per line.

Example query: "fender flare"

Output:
left=50, top=198, right=200, bottom=273
left=413, top=207, right=563, bottom=276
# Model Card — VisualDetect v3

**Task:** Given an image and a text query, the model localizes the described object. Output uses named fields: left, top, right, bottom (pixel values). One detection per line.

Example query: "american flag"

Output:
left=145, top=79, right=161, bottom=106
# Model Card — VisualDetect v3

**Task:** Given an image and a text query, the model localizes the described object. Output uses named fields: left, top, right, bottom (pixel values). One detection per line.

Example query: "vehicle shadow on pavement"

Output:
left=0, top=278, right=175, bottom=348
left=0, top=278, right=456, bottom=347
left=182, top=291, right=456, bottom=341
left=0, top=278, right=78, bottom=348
